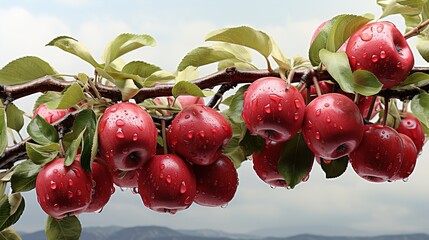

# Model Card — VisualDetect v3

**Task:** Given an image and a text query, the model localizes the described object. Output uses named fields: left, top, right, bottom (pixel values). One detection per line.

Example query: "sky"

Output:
left=0, top=0, right=428, bottom=237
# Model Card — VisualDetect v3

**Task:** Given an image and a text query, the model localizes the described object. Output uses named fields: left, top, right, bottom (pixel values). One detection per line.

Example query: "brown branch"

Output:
left=404, top=18, right=429, bottom=39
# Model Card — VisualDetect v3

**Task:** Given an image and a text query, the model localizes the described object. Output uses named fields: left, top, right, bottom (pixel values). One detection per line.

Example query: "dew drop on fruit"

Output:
left=326, top=116, right=331, bottom=123
left=269, top=94, right=282, bottom=104
left=277, top=103, right=283, bottom=111
left=377, top=24, right=384, bottom=33
left=53, top=203, right=60, bottom=211
left=184, top=196, right=193, bottom=205
left=211, top=128, right=217, bottom=133
left=315, top=131, right=321, bottom=140
left=68, top=179, right=73, bottom=187
left=45, top=194, right=50, bottom=201
left=116, top=119, right=125, bottom=127
left=184, top=114, right=190, bottom=119
left=187, top=131, right=194, bottom=139
left=380, top=51, right=386, bottom=59
left=257, top=115, right=263, bottom=121
left=221, top=203, right=229, bottom=209
left=116, top=129, right=125, bottom=139
left=53, top=169, right=58, bottom=174
left=110, top=107, right=117, bottom=113
left=159, top=173, right=164, bottom=179
left=294, top=99, right=302, bottom=109
left=294, top=113, right=300, bottom=121
left=397, top=61, right=402, bottom=68
left=403, top=177, right=409, bottom=183
left=132, top=133, right=139, bottom=141
left=324, top=103, right=330, bottom=108
left=77, top=190, right=82, bottom=196
left=160, top=164, right=165, bottom=170
left=375, top=152, right=380, bottom=160
left=166, top=175, right=172, bottom=183
left=371, top=54, right=379, bottom=63
left=198, top=131, right=205, bottom=138
left=67, top=190, right=74, bottom=199
left=360, top=28, right=373, bottom=41
left=264, top=104, right=271, bottom=114
left=131, top=187, right=139, bottom=194
left=50, top=180, right=57, bottom=190
left=350, top=56, right=357, bottom=66
left=180, top=181, right=187, bottom=194
left=111, top=187, right=116, bottom=195
left=315, top=109, right=321, bottom=116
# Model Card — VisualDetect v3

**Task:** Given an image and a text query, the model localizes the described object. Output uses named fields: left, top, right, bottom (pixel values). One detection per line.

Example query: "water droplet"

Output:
left=50, top=181, right=57, bottom=190
left=269, top=94, right=282, bottom=104
left=315, top=109, right=321, bottom=116
left=326, top=116, right=331, bottom=123
left=198, top=131, right=205, bottom=138
left=294, top=99, right=302, bottom=109
left=45, top=194, right=50, bottom=201
left=180, top=181, right=187, bottom=194
left=53, top=203, right=60, bottom=211
left=375, top=152, right=380, bottom=159
left=380, top=51, right=386, bottom=59
left=116, top=129, right=125, bottom=139
left=110, top=107, right=117, bottom=112
left=187, top=130, right=194, bottom=139
left=77, top=190, right=82, bottom=196
left=166, top=175, right=172, bottom=183
left=221, top=203, right=229, bottom=208
left=397, top=61, right=402, bottom=68
left=361, top=28, right=373, bottom=41
left=257, top=115, right=263, bottom=121
left=371, top=54, right=379, bottom=62
left=376, top=24, right=384, bottom=33
left=211, top=128, right=217, bottom=133
left=67, top=191, right=74, bottom=199
left=294, top=113, right=300, bottom=121
left=53, top=169, right=58, bottom=174
left=362, top=52, right=368, bottom=58
left=403, top=177, right=409, bottom=183
left=315, top=131, right=321, bottom=140
left=122, top=148, right=129, bottom=154
left=116, top=119, right=125, bottom=127
left=350, top=56, right=357, bottom=66
left=132, top=133, right=138, bottom=141
left=159, top=164, right=165, bottom=170
left=68, top=179, right=73, bottom=187
left=131, top=187, right=139, bottom=194
left=264, top=104, right=271, bottom=114
left=184, top=196, right=193, bottom=205
left=339, top=125, right=344, bottom=130
left=160, top=173, right=164, bottom=179
left=277, top=103, right=283, bottom=111
left=185, top=115, right=190, bottom=119
left=324, top=103, right=330, bottom=108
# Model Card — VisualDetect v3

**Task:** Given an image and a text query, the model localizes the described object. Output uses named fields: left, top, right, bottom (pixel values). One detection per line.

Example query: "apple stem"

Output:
left=382, top=97, right=390, bottom=126
left=58, top=126, right=66, bottom=157
left=366, top=96, right=377, bottom=122
left=285, top=69, right=295, bottom=90
left=88, top=76, right=103, bottom=100
left=312, top=76, right=322, bottom=97
left=403, top=18, right=429, bottom=39
left=402, top=100, right=409, bottom=113
left=161, top=119, right=168, bottom=155
left=353, top=93, right=360, bottom=104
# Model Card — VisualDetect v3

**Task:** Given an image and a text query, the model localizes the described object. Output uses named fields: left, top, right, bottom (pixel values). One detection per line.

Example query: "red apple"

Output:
left=396, top=113, right=425, bottom=153
left=84, top=160, right=114, bottom=213
left=36, top=158, right=93, bottom=219
left=357, top=95, right=383, bottom=120
left=98, top=102, right=158, bottom=171
left=242, top=77, right=305, bottom=142
left=390, top=133, right=418, bottom=181
left=193, top=155, right=238, bottom=207
left=346, top=21, right=414, bottom=89
left=138, top=154, right=196, bottom=214
left=350, top=124, right=404, bottom=182
left=167, top=104, right=232, bottom=165
left=33, top=103, right=74, bottom=124
left=302, top=93, right=364, bottom=159
left=301, top=81, right=334, bottom=103
left=112, top=169, right=139, bottom=188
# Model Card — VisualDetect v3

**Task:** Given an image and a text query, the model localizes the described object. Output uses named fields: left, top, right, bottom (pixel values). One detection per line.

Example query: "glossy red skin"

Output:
left=302, top=93, right=364, bottom=160
left=138, top=154, right=196, bottom=214
left=33, top=103, right=73, bottom=124
left=350, top=124, right=404, bottom=183
left=153, top=96, right=204, bottom=115
left=396, top=113, right=425, bottom=153
left=346, top=21, right=414, bottom=89
left=112, top=169, right=139, bottom=188
left=357, top=96, right=383, bottom=120
left=390, top=133, right=418, bottom=181
left=167, top=104, right=232, bottom=165
left=193, top=155, right=238, bottom=207
left=242, top=77, right=305, bottom=142
left=84, top=161, right=114, bottom=213
left=301, top=81, right=334, bottom=103
left=36, top=158, right=93, bottom=219
left=98, top=102, right=157, bottom=171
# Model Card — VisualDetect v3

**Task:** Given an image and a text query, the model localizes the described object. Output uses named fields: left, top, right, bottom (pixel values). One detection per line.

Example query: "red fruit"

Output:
left=302, top=93, right=364, bottom=160
left=301, top=81, right=333, bottom=103
left=33, top=103, right=73, bottom=124
left=242, top=77, right=305, bottom=142
left=138, top=154, right=196, bottom=214
left=176, top=95, right=205, bottom=108
left=252, top=141, right=311, bottom=188
left=36, top=158, right=93, bottom=219
left=84, top=160, right=114, bottom=213
left=346, top=21, right=414, bottom=89
left=390, top=133, right=418, bottom=181
left=396, top=113, right=425, bottom=153
left=350, top=124, right=404, bottom=183
left=112, top=169, right=139, bottom=188
left=193, top=155, right=238, bottom=207
left=98, top=102, right=157, bottom=171
left=357, top=96, right=383, bottom=120
left=167, top=104, right=232, bottom=165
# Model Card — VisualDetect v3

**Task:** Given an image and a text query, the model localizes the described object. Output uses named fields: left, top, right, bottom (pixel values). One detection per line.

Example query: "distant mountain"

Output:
left=19, top=226, right=429, bottom=240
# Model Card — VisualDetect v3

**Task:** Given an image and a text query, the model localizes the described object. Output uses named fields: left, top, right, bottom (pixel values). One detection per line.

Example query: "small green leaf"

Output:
left=122, top=61, right=162, bottom=78
left=103, top=33, right=156, bottom=67
left=397, top=72, right=429, bottom=87
left=416, top=38, right=429, bottom=62
left=64, top=130, right=85, bottom=167
left=0, top=227, right=22, bottom=240
left=177, top=46, right=236, bottom=72
left=292, top=55, right=312, bottom=70
left=309, top=20, right=334, bottom=66
left=45, top=83, right=84, bottom=110
left=27, top=115, right=59, bottom=145
left=270, top=38, right=291, bottom=71
left=0, top=194, right=25, bottom=232
left=278, top=132, right=314, bottom=189
left=214, top=42, right=253, bottom=62
left=206, top=26, right=272, bottom=58
left=377, top=0, right=424, bottom=19
left=172, top=81, right=205, bottom=98
left=46, top=36, right=100, bottom=67
left=11, top=160, right=42, bottom=192
left=77, top=73, right=89, bottom=86
left=217, top=59, right=258, bottom=71
left=411, top=92, right=429, bottom=127
left=223, top=85, right=249, bottom=123
left=385, top=99, right=401, bottom=129
left=45, top=215, right=81, bottom=240
left=144, top=70, right=176, bottom=87
left=34, top=92, right=62, bottom=112
left=319, top=49, right=354, bottom=93
left=5, top=103, right=24, bottom=132
left=0, top=109, right=6, bottom=155
left=176, top=66, right=199, bottom=83
left=26, top=142, right=60, bottom=165
left=96, top=68, right=142, bottom=101
left=320, top=156, right=349, bottom=179
left=0, top=56, right=58, bottom=86
left=352, top=70, right=383, bottom=96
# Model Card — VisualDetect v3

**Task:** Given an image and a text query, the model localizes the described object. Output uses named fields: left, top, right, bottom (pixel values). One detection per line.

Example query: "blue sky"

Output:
left=1, top=0, right=428, bottom=237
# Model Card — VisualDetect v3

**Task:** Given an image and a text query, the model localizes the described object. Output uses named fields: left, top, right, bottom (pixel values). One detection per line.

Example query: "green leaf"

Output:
left=45, top=215, right=81, bottom=240
left=5, top=103, right=24, bottom=132
left=176, top=66, right=199, bottom=83
left=319, top=49, right=354, bottom=93
left=352, top=70, right=383, bottom=96
left=27, top=115, right=59, bottom=145
left=26, top=142, right=60, bottom=165
left=215, top=42, right=253, bottom=62
left=0, top=56, right=58, bottom=86
left=270, top=38, right=291, bottom=71
left=45, top=83, right=84, bottom=110
left=0, top=227, right=22, bottom=240
left=397, top=72, right=429, bottom=87
left=64, top=130, right=85, bottom=167
left=0, top=194, right=25, bottom=232
left=177, top=46, right=237, bottom=72
left=46, top=36, right=100, bottom=67
left=205, top=26, right=272, bottom=58
left=292, top=55, right=312, bottom=70
left=34, top=92, right=62, bottom=112
left=385, top=99, right=401, bottom=129
left=411, top=92, right=429, bottom=127
left=144, top=70, right=176, bottom=87
left=0, top=109, right=6, bottom=155
left=96, top=68, right=141, bottom=101
left=326, top=14, right=373, bottom=52
left=377, top=0, right=424, bottom=19
left=309, top=20, right=334, bottom=66
left=416, top=38, right=429, bottom=62
left=223, top=85, right=249, bottom=123
left=217, top=59, right=258, bottom=71
left=122, top=61, right=162, bottom=78
left=76, top=73, right=89, bottom=86
left=320, top=156, right=349, bottom=179
left=172, top=81, right=205, bottom=98
left=11, top=160, right=42, bottom=192
left=278, top=132, right=314, bottom=189
left=103, top=33, right=156, bottom=67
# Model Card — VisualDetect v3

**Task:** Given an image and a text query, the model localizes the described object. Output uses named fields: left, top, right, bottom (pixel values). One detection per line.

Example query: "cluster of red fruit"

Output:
left=245, top=20, right=425, bottom=187
left=33, top=97, right=238, bottom=219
